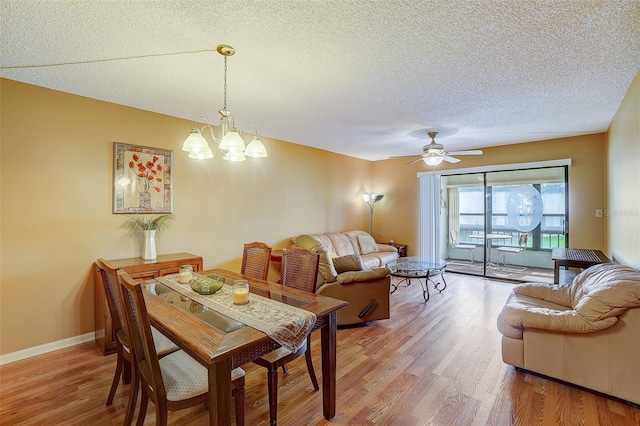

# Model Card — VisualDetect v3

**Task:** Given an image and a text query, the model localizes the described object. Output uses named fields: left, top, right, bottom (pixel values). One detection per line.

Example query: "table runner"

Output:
left=156, top=273, right=316, bottom=353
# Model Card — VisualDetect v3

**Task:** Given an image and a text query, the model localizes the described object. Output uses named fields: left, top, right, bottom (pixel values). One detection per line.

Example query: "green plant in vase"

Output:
left=121, top=214, right=173, bottom=260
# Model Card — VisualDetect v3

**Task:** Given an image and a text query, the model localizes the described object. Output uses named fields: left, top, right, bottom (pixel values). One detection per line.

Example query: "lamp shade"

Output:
left=362, top=193, right=384, bottom=203
left=182, top=129, right=210, bottom=153
left=218, top=128, right=245, bottom=152
left=244, top=137, right=268, bottom=158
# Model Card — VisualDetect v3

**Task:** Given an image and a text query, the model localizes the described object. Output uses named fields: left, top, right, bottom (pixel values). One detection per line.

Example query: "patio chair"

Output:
left=449, top=230, right=476, bottom=265
left=496, top=233, right=528, bottom=271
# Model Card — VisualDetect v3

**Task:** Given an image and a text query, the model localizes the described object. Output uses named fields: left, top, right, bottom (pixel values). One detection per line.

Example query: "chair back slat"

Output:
left=281, top=248, right=319, bottom=293
left=96, top=258, right=128, bottom=343
left=241, top=242, right=272, bottom=281
left=117, top=270, right=166, bottom=402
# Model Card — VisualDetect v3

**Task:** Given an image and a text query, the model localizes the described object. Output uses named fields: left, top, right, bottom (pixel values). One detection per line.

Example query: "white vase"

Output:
left=143, top=229, right=157, bottom=260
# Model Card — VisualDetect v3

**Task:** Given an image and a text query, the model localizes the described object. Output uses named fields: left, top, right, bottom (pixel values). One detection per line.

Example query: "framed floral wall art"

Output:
left=113, top=142, right=173, bottom=214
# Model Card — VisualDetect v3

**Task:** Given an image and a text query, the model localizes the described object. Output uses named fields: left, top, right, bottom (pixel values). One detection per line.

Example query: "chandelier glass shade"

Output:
left=218, top=127, right=245, bottom=152
left=223, top=151, right=246, bottom=162
left=188, top=144, right=214, bottom=160
left=181, top=44, right=268, bottom=161
left=182, top=129, right=210, bottom=154
left=244, top=136, right=268, bottom=158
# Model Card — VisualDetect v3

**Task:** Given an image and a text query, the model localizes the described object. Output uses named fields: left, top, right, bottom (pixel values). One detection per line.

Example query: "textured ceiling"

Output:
left=2, top=1, right=639, bottom=161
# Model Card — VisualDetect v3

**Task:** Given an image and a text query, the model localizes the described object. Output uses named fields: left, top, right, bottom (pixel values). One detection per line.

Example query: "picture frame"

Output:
left=113, top=142, right=173, bottom=214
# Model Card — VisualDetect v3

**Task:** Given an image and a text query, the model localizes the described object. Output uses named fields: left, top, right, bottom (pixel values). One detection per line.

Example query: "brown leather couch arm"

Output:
left=317, top=274, right=390, bottom=326
left=336, top=267, right=390, bottom=284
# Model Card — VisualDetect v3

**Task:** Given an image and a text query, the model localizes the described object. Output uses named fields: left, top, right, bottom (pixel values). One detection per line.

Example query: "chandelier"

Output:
left=181, top=44, right=268, bottom=161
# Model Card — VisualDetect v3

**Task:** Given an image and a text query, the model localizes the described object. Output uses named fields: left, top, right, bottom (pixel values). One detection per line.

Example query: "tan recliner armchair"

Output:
left=293, top=232, right=394, bottom=325
left=497, top=263, right=640, bottom=404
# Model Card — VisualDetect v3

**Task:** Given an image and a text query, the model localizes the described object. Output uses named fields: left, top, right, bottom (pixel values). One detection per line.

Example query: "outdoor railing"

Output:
left=457, top=213, right=565, bottom=250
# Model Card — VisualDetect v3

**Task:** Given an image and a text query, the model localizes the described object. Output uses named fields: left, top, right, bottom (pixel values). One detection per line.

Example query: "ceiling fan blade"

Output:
left=405, top=157, right=425, bottom=165
left=443, top=156, right=461, bottom=163
left=389, top=155, right=423, bottom=159
left=446, top=150, right=483, bottom=156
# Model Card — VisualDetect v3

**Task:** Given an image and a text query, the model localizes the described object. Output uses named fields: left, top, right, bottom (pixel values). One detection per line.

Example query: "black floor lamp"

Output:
left=362, top=193, right=384, bottom=236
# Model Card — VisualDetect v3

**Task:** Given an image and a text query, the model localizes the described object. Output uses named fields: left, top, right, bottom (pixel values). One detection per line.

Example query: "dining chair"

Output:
left=241, top=241, right=272, bottom=281
left=95, top=259, right=179, bottom=425
left=449, top=230, right=476, bottom=265
left=496, top=233, right=528, bottom=271
left=117, top=270, right=246, bottom=426
left=253, top=247, right=320, bottom=426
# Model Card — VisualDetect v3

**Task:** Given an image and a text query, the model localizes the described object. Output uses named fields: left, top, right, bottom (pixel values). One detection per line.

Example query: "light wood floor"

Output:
left=2, top=274, right=639, bottom=425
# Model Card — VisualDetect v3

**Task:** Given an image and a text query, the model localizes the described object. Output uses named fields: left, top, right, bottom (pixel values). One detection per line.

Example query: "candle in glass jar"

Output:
left=232, top=280, right=250, bottom=304
left=178, top=265, right=193, bottom=283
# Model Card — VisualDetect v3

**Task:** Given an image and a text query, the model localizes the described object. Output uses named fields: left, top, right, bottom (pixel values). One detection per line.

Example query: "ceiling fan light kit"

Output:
left=423, top=132, right=445, bottom=166
left=423, top=152, right=445, bottom=166
left=181, top=44, right=268, bottom=161
left=390, top=130, right=483, bottom=167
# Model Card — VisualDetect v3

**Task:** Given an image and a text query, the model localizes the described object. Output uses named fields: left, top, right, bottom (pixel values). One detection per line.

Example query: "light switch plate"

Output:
left=596, top=209, right=603, bottom=217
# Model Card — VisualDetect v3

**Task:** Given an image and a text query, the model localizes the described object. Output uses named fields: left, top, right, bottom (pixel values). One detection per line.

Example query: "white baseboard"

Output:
left=0, top=331, right=96, bottom=366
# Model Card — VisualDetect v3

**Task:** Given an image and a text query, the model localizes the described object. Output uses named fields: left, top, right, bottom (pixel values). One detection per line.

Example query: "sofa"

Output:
left=496, top=263, right=640, bottom=404
left=293, top=230, right=399, bottom=325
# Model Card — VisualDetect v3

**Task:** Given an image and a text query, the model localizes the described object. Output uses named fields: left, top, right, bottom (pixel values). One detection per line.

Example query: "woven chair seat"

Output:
left=119, top=327, right=177, bottom=357
left=259, top=340, right=306, bottom=364
left=159, top=350, right=245, bottom=402
left=151, top=327, right=180, bottom=356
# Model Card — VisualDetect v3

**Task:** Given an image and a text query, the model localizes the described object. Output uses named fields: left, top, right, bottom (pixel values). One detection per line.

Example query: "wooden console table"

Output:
left=94, top=252, right=203, bottom=355
left=551, top=248, right=610, bottom=284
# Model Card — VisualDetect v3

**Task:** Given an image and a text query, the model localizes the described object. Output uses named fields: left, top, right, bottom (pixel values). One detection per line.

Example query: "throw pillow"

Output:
left=333, top=254, right=365, bottom=274
left=357, top=235, right=379, bottom=254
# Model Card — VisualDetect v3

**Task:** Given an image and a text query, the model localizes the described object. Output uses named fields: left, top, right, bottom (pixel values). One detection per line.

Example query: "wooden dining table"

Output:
left=142, top=268, right=348, bottom=426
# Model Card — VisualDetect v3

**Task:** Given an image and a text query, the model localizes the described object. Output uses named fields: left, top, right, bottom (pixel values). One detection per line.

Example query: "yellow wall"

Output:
left=0, top=78, right=371, bottom=355
left=372, top=134, right=607, bottom=257
left=607, top=71, right=640, bottom=269
left=2, top=70, right=638, bottom=358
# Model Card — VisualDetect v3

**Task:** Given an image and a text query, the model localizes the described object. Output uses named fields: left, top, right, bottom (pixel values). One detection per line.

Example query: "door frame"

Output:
left=418, top=158, right=572, bottom=279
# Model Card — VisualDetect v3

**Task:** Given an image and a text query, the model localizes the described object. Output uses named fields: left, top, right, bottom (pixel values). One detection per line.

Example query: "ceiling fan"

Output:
left=391, top=131, right=483, bottom=166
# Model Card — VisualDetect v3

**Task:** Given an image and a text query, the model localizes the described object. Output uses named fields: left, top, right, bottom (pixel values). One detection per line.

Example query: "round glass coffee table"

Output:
left=387, top=257, right=447, bottom=302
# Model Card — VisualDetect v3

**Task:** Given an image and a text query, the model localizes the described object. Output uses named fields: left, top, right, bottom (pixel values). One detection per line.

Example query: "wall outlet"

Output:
left=596, top=209, right=603, bottom=217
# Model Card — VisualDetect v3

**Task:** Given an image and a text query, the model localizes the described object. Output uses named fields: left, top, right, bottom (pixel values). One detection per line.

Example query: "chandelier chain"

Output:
left=223, top=55, right=228, bottom=111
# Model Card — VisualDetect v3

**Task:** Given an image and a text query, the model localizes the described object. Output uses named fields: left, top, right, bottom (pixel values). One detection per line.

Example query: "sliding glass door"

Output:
left=443, top=173, right=485, bottom=276
left=442, top=166, right=568, bottom=282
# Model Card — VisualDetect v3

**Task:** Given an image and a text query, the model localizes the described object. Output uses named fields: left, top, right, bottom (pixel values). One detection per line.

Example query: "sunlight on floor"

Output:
left=445, top=259, right=554, bottom=284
